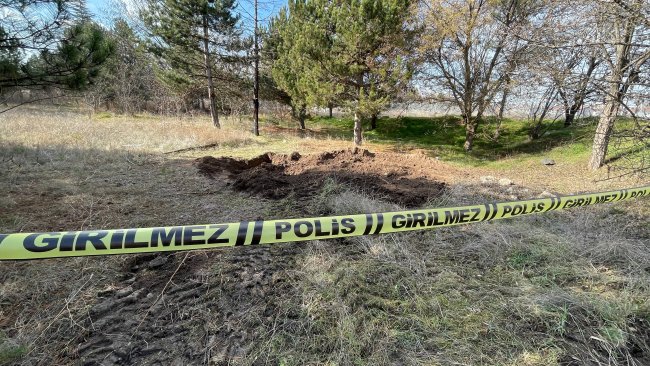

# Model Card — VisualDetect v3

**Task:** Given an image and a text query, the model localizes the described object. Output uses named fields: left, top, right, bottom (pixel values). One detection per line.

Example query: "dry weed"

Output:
left=250, top=182, right=650, bottom=365
left=0, top=107, right=254, bottom=155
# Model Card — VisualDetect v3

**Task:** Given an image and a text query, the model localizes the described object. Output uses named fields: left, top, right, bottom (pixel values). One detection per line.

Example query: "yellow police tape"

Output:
left=0, top=186, right=648, bottom=260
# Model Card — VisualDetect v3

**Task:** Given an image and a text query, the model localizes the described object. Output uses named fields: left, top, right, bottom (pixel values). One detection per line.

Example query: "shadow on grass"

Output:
left=286, top=115, right=599, bottom=166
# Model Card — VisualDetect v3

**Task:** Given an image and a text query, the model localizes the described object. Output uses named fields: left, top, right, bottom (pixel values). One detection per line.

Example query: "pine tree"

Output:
left=265, top=8, right=317, bottom=129
left=272, top=0, right=415, bottom=144
left=0, top=0, right=114, bottom=113
left=70, top=0, right=93, bottom=23
left=142, top=0, right=241, bottom=128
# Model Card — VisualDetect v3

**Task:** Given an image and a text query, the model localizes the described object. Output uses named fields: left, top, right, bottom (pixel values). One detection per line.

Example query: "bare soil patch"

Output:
left=195, top=148, right=465, bottom=207
left=75, top=244, right=301, bottom=366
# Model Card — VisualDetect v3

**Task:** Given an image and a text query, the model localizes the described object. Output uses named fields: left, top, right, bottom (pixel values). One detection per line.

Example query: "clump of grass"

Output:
left=0, top=336, right=26, bottom=365
left=247, top=184, right=650, bottom=365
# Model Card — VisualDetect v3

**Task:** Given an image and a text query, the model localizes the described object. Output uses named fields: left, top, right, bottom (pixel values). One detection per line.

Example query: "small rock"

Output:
left=538, top=191, right=555, bottom=198
left=148, top=255, right=168, bottom=269
left=499, top=178, right=514, bottom=186
left=541, top=158, right=555, bottom=165
left=480, top=176, right=497, bottom=184
left=290, top=152, right=301, bottom=161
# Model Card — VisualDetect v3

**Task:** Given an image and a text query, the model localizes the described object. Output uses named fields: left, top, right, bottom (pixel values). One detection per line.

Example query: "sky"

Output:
left=86, top=0, right=285, bottom=32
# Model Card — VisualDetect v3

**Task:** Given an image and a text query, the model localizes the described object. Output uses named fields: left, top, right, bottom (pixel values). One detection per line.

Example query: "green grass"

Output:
left=0, top=343, right=26, bottom=364
left=297, top=115, right=601, bottom=168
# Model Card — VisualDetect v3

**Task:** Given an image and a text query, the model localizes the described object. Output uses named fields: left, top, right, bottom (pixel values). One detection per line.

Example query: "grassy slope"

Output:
left=302, top=115, right=596, bottom=167
left=0, top=107, right=649, bottom=365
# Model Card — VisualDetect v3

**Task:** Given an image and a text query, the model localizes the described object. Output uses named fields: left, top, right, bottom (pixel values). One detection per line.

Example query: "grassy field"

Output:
left=0, top=106, right=649, bottom=365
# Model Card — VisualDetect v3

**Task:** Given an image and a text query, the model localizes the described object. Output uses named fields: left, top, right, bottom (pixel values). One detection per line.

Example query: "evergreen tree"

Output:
left=272, top=0, right=415, bottom=145
left=264, top=11, right=315, bottom=129
left=70, top=0, right=93, bottom=23
left=98, top=19, right=155, bottom=115
left=142, top=0, right=242, bottom=128
left=0, top=0, right=114, bottom=113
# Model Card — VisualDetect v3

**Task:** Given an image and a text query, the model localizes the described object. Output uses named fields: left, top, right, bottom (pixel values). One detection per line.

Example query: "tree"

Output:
left=527, top=1, right=603, bottom=129
left=586, top=0, right=650, bottom=170
left=266, top=4, right=324, bottom=130
left=556, top=55, right=600, bottom=128
left=272, top=0, right=415, bottom=145
left=253, top=0, right=260, bottom=135
left=106, top=19, right=155, bottom=115
left=142, top=0, right=242, bottom=128
left=0, top=0, right=114, bottom=113
left=419, top=0, right=536, bottom=151
left=257, top=20, right=302, bottom=128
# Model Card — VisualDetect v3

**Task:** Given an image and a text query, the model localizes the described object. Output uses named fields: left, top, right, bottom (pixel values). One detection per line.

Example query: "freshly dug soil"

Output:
left=195, top=148, right=463, bottom=207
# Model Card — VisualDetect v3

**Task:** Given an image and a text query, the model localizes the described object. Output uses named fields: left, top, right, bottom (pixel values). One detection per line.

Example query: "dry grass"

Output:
left=0, top=108, right=269, bottom=365
left=0, top=106, right=254, bottom=154
left=1, top=107, right=649, bottom=365
left=247, top=182, right=650, bottom=365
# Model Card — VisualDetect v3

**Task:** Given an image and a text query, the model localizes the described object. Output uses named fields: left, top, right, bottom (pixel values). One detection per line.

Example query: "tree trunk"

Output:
left=354, top=111, right=362, bottom=145
left=565, top=56, right=598, bottom=127
left=329, top=105, right=333, bottom=118
left=588, top=1, right=641, bottom=170
left=298, top=104, right=307, bottom=129
left=564, top=107, right=577, bottom=127
left=252, top=0, right=259, bottom=136
left=353, top=77, right=363, bottom=146
left=494, top=88, right=508, bottom=139
left=463, top=116, right=476, bottom=151
left=370, top=114, right=378, bottom=130
left=202, top=15, right=220, bottom=128
left=588, top=101, right=619, bottom=170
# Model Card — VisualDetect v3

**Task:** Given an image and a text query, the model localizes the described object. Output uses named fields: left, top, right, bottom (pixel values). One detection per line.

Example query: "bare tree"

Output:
left=527, top=85, right=560, bottom=139
left=419, top=0, right=536, bottom=151
left=586, top=0, right=650, bottom=170
left=556, top=55, right=601, bottom=127
left=82, top=78, right=110, bottom=118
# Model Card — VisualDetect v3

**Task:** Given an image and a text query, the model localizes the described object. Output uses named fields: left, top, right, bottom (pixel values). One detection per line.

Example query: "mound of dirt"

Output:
left=196, top=148, right=463, bottom=207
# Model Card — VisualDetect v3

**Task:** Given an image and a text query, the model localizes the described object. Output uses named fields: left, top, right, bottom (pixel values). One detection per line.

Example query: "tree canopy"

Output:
left=141, top=0, right=243, bottom=127
left=271, top=0, right=415, bottom=145
left=1, top=0, right=114, bottom=112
